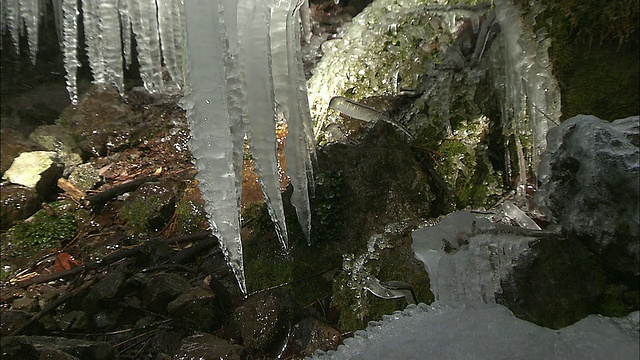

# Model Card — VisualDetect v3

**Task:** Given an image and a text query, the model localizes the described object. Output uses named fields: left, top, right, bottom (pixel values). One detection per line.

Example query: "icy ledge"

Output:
left=309, top=302, right=639, bottom=359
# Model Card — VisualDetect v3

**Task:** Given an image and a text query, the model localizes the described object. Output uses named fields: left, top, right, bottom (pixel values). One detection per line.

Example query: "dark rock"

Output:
left=537, top=114, right=640, bottom=277
left=0, top=310, right=45, bottom=337
left=174, top=333, right=244, bottom=360
left=0, top=184, right=40, bottom=231
left=83, top=271, right=128, bottom=310
left=0, top=336, right=116, bottom=360
left=57, top=311, right=88, bottom=332
left=290, top=317, right=341, bottom=357
left=167, top=287, right=222, bottom=331
left=142, top=273, right=192, bottom=314
left=0, top=127, right=43, bottom=176
left=234, top=289, right=299, bottom=351
left=67, top=163, right=100, bottom=191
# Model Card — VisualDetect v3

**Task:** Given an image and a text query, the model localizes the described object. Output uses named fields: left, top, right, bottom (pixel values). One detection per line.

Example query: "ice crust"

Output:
left=309, top=302, right=640, bottom=359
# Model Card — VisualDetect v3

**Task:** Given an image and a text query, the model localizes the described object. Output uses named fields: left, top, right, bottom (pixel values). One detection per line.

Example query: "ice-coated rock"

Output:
left=536, top=114, right=640, bottom=276
left=308, top=302, right=639, bottom=360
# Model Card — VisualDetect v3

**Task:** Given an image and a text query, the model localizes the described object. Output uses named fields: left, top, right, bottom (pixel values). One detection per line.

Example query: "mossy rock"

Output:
left=0, top=201, right=79, bottom=258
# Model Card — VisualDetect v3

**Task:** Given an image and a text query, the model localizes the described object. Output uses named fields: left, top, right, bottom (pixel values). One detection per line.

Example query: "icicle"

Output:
left=99, top=0, right=124, bottom=95
left=127, top=0, right=163, bottom=93
left=118, top=0, right=132, bottom=70
left=5, top=0, right=20, bottom=52
left=182, top=0, right=246, bottom=295
left=19, top=0, right=39, bottom=64
left=61, top=0, right=79, bottom=104
left=240, top=0, right=290, bottom=250
left=170, top=0, right=185, bottom=86
left=157, top=0, right=185, bottom=91
left=82, top=0, right=105, bottom=84
left=271, top=0, right=314, bottom=244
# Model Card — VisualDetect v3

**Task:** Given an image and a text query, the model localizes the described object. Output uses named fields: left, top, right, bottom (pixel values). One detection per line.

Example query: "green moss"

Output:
left=172, top=196, right=208, bottom=236
left=534, top=0, right=639, bottom=120
left=1, top=201, right=78, bottom=258
left=119, top=196, right=162, bottom=232
left=432, top=116, right=503, bottom=208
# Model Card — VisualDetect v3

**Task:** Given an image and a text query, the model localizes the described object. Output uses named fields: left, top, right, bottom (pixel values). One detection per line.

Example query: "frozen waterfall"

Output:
left=0, top=0, right=315, bottom=295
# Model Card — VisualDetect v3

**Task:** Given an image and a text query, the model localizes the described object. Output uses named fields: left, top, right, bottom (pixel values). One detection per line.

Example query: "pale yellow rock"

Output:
left=2, top=151, right=58, bottom=188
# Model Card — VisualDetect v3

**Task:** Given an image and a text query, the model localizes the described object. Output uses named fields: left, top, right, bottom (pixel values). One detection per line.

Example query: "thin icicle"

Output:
left=61, top=0, right=78, bottom=104
left=284, top=0, right=313, bottom=244
left=99, top=0, right=124, bottom=95
left=118, top=0, right=132, bottom=70
left=4, top=0, right=20, bottom=52
left=51, top=0, right=63, bottom=48
left=170, top=0, right=185, bottom=87
left=241, top=0, right=290, bottom=250
left=127, top=0, right=163, bottom=93
left=182, top=0, right=246, bottom=296
left=19, top=0, right=39, bottom=64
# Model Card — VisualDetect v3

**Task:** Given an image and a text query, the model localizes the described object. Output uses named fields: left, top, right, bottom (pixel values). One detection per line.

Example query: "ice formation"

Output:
left=0, top=0, right=314, bottom=294
left=308, top=302, right=640, bottom=359
left=411, top=211, right=536, bottom=302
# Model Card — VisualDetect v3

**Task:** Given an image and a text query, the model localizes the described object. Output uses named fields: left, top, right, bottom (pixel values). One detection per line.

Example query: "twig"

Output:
left=85, top=174, right=159, bottom=208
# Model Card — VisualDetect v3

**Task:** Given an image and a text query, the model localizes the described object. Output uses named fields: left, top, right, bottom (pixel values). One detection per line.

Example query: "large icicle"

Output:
left=182, top=0, right=246, bottom=295
left=126, top=0, right=163, bottom=93
left=240, top=0, right=290, bottom=250
left=61, top=0, right=79, bottom=104
left=157, top=0, right=185, bottom=91
left=98, top=0, right=124, bottom=95
left=82, top=0, right=105, bottom=84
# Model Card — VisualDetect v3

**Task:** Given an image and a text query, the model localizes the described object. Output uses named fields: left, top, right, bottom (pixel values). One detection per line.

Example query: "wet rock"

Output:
left=1, top=151, right=63, bottom=200
left=537, top=115, right=640, bottom=277
left=0, top=310, right=45, bottom=337
left=0, top=336, right=116, bottom=360
left=234, top=289, right=299, bottom=351
left=167, top=287, right=222, bottom=331
left=142, top=273, right=192, bottom=314
left=290, top=317, right=341, bottom=357
left=57, top=311, right=89, bottom=332
left=83, top=271, right=127, bottom=311
left=118, top=179, right=182, bottom=232
left=0, top=127, right=43, bottom=176
left=0, top=184, right=40, bottom=231
left=174, top=333, right=244, bottom=360
left=67, top=163, right=100, bottom=191
left=28, top=124, right=83, bottom=173
left=60, top=87, right=136, bottom=157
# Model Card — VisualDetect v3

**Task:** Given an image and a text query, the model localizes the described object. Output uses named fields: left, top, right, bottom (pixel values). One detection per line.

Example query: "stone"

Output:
left=142, top=273, right=192, bottom=314
left=118, top=178, right=182, bottom=232
left=174, top=333, right=244, bottom=360
left=67, top=163, right=100, bottom=191
left=28, top=124, right=83, bottom=173
left=536, top=114, right=640, bottom=276
left=167, top=287, right=221, bottom=331
left=0, top=336, right=116, bottom=360
left=234, top=289, right=299, bottom=351
left=2, top=151, right=63, bottom=200
left=291, top=317, right=342, bottom=357
left=0, top=184, right=40, bottom=231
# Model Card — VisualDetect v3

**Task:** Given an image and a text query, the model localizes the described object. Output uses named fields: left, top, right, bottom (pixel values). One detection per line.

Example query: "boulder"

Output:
left=536, top=115, right=639, bottom=276
left=2, top=151, right=63, bottom=201
left=174, top=333, right=244, bottom=360
left=0, top=128, right=43, bottom=176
